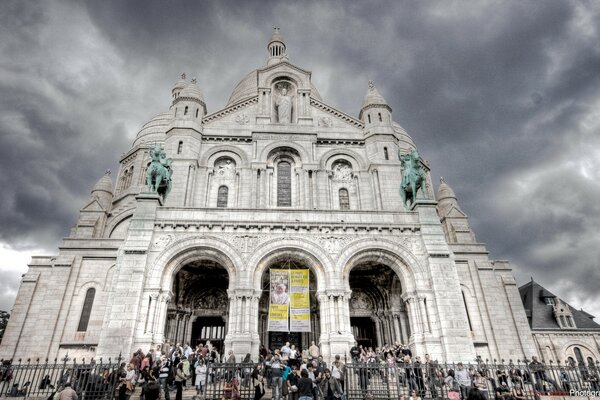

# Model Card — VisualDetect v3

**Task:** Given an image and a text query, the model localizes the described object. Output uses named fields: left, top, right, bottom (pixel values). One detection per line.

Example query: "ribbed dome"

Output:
left=133, top=111, right=173, bottom=146
left=179, top=80, right=205, bottom=103
left=361, top=80, right=389, bottom=109
left=226, top=70, right=322, bottom=107
left=92, top=171, right=113, bottom=195
left=437, top=178, right=457, bottom=202
left=393, top=122, right=416, bottom=150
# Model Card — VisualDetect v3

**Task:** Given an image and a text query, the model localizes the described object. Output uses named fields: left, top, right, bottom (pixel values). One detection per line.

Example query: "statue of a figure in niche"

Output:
left=275, top=86, right=292, bottom=123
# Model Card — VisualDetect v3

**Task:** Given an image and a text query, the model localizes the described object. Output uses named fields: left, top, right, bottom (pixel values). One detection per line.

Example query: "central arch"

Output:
left=250, top=241, right=330, bottom=356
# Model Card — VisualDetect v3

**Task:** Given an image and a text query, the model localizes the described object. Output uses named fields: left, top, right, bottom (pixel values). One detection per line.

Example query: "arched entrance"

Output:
left=258, top=258, right=320, bottom=353
left=165, top=260, right=229, bottom=353
left=349, top=262, right=410, bottom=349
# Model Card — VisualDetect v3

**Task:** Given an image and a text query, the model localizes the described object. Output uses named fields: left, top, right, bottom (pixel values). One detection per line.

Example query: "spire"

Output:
left=91, top=170, right=114, bottom=211
left=361, top=80, right=389, bottom=109
left=437, top=177, right=457, bottom=203
left=267, top=27, right=288, bottom=66
left=359, top=80, right=392, bottom=125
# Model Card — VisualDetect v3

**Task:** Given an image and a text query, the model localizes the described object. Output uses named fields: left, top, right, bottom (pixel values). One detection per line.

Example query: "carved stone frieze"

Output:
left=318, top=235, right=353, bottom=254
left=153, top=234, right=174, bottom=249
left=224, top=234, right=270, bottom=253
left=235, top=113, right=250, bottom=125
left=318, top=116, right=333, bottom=127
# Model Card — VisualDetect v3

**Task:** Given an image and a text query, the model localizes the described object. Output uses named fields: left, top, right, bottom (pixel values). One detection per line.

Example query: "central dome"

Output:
left=226, top=68, right=323, bottom=107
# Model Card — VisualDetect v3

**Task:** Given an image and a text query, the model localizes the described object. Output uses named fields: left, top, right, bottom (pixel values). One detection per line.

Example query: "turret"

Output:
left=436, top=178, right=475, bottom=243
left=436, top=177, right=459, bottom=218
left=91, top=170, right=114, bottom=211
left=359, top=80, right=392, bottom=128
left=171, top=73, right=187, bottom=106
left=267, top=27, right=288, bottom=66
left=172, top=77, right=206, bottom=122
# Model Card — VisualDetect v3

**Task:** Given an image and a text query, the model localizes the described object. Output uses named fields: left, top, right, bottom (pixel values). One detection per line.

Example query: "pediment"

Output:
left=80, top=198, right=106, bottom=212
left=310, top=98, right=364, bottom=130
left=444, top=205, right=467, bottom=219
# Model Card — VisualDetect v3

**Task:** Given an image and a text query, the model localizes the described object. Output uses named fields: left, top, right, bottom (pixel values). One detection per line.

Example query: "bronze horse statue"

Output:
left=146, top=144, right=172, bottom=201
left=399, top=149, right=427, bottom=209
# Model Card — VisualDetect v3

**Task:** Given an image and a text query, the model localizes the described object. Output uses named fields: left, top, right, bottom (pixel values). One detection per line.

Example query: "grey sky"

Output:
left=1, top=0, right=599, bottom=318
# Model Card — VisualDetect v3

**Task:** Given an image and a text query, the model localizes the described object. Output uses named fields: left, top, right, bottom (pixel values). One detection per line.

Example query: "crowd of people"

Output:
left=2, top=340, right=600, bottom=400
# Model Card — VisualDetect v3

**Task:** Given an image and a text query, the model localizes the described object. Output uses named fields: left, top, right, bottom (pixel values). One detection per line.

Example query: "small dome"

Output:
left=269, top=28, right=284, bottom=44
left=179, top=79, right=205, bottom=103
left=173, top=73, right=187, bottom=91
left=437, top=177, right=457, bottom=202
left=133, top=111, right=173, bottom=147
left=361, top=80, right=389, bottom=109
left=92, top=170, right=113, bottom=195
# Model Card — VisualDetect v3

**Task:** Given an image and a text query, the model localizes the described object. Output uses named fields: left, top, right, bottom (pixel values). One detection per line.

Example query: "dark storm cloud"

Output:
left=0, top=0, right=599, bottom=317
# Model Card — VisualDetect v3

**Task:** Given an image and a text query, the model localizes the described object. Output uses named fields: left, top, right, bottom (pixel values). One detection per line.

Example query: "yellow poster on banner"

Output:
left=290, top=292, right=309, bottom=308
left=289, top=269, right=311, bottom=332
left=267, top=270, right=290, bottom=332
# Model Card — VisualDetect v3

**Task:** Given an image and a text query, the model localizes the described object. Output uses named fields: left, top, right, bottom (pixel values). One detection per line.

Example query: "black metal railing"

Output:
left=200, top=358, right=600, bottom=400
left=0, top=356, right=123, bottom=399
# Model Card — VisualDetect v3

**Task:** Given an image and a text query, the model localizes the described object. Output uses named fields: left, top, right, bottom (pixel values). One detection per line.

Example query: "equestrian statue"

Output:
left=399, top=149, right=427, bottom=209
left=146, top=144, right=173, bottom=201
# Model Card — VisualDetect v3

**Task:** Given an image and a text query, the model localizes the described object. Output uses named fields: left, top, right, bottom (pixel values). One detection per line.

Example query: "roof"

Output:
left=519, top=280, right=600, bottom=331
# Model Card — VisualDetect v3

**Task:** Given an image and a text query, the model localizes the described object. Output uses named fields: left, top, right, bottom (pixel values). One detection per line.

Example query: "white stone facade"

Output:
left=0, top=31, right=542, bottom=364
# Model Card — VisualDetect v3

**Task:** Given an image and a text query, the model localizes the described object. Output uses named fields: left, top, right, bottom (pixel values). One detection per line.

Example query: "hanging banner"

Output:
left=267, top=269, right=290, bottom=332
left=289, top=269, right=311, bottom=332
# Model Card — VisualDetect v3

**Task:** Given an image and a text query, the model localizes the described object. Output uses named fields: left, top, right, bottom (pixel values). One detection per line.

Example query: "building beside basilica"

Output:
left=1, top=30, right=598, bottom=364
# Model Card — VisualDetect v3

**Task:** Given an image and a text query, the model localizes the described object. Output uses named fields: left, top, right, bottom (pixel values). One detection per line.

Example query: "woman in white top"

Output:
left=195, top=360, right=207, bottom=395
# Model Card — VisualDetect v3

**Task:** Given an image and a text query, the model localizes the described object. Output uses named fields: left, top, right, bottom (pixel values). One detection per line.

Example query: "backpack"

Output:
left=451, top=377, right=460, bottom=392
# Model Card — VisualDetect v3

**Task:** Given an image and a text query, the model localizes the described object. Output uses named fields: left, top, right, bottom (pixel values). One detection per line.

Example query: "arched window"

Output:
left=217, top=185, right=228, bottom=208
left=378, top=112, right=382, bottom=122
left=277, top=161, right=292, bottom=207
left=574, top=347, right=584, bottom=365
left=177, top=141, right=183, bottom=154
left=339, top=188, right=350, bottom=210
left=367, top=114, right=371, bottom=123
left=195, top=108, right=199, bottom=118
left=77, top=288, right=96, bottom=332
left=184, top=106, right=189, bottom=115
left=384, top=147, right=389, bottom=160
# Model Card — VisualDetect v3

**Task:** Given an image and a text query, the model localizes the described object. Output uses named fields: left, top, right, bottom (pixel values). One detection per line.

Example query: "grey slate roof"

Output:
left=518, top=280, right=600, bottom=331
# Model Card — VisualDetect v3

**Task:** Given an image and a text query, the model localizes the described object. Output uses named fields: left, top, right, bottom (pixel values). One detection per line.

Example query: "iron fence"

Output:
left=0, top=356, right=123, bottom=399
left=202, top=358, right=600, bottom=400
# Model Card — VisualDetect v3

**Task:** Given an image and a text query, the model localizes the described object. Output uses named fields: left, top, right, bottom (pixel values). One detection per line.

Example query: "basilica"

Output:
left=1, top=30, right=597, bottom=364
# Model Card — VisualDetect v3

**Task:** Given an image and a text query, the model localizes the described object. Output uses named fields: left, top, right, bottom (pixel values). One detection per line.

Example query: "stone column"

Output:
left=311, top=170, right=318, bottom=209
left=400, top=310, right=410, bottom=342
left=373, top=316, right=382, bottom=348
left=318, top=294, right=330, bottom=334
left=147, top=292, right=159, bottom=334
left=204, top=170, right=213, bottom=207
left=340, top=294, right=351, bottom=334
left=406, top=297, right=421, bottom=335
left=418, top=297, right=431, bottom=333
left=154, top=294, right=171, bottom=344
left=393, top=314, right=402, bottom=343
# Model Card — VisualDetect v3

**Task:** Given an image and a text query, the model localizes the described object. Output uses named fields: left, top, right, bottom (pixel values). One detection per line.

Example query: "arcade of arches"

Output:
left=164, top=253, right=414, bottom=354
